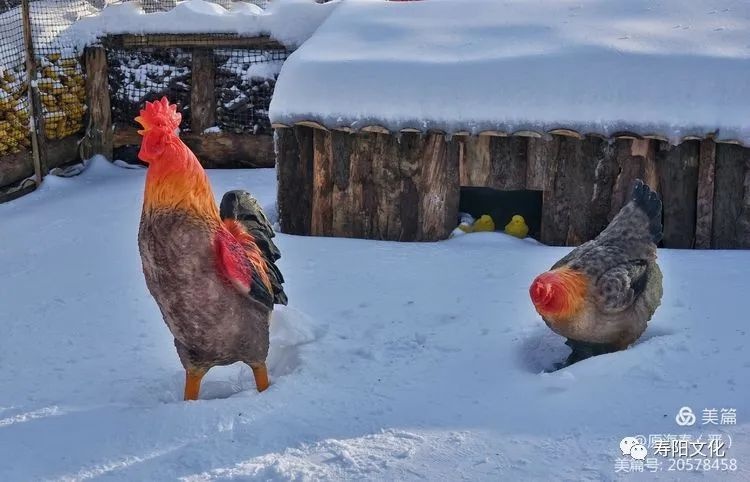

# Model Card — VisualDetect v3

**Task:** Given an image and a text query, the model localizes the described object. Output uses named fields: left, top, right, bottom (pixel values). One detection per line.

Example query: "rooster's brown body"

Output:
left=136, top=98, right=286, bottom=399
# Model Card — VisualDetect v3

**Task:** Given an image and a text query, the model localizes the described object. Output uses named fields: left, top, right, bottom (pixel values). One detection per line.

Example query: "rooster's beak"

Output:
left=135, top=116, right=150, bottom=136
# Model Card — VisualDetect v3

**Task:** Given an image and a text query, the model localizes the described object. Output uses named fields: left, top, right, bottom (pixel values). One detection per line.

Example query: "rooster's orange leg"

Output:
left=184, top=369, right=205, bottom=401
left=250, top=362, right=270, bottom=392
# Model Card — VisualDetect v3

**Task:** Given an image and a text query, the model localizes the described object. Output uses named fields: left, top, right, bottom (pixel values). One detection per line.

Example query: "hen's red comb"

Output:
left=135, top=97, right=181, bottom=135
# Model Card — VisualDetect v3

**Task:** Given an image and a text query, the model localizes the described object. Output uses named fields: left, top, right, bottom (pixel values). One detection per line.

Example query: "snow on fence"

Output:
left=96, top=32, right=290, bottom=168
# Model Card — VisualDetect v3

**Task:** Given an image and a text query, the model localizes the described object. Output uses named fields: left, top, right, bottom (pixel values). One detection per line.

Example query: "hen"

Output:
left=529, top=179, right=663, bottom=367
left=136, top=98, right=287, bottom=400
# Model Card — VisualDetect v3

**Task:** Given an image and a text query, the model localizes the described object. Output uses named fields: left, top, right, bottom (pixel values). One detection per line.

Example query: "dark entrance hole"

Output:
left=459, top=187, right=543, bottom=239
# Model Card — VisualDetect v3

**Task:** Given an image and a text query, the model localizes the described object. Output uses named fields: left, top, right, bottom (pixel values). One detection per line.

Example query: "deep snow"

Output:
left=270, top=0, right=750, bottom=144
left=0, top=158, right=749, bottom=481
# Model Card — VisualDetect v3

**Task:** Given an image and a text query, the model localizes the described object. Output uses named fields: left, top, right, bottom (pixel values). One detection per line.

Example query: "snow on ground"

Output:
left=1, top=158, right=749, bottom=481
left=270, top=0, right=750, bottom=144
left=64, top=0, right=341, bottom=50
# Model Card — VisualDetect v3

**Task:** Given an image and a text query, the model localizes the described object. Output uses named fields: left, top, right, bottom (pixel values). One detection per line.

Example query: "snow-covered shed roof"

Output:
left=62, top=0, right=339, bottom=50
left=269, top=0, right=750, bottom=145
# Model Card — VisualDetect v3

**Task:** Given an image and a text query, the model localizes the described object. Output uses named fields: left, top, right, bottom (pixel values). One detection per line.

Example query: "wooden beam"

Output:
left=82, top=46, right=113, bottom=160
left=0, top=135, right=82, bottom=189
left=694, top=138, right=716, bottom=248
left=21, top=0, right=44, bottom=182
left=190, top=49, right=216, bottom=133
left=107, top=34, right=288, bottom=50
left=113, top=126, right=275, bottom=168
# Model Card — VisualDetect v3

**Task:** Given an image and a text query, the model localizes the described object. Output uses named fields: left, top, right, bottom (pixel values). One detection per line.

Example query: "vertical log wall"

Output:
left=276, top=125, right=750, bottom=249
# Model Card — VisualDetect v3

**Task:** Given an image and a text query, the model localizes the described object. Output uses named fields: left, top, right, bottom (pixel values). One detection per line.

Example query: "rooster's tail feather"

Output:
left=630, top=179, right=663, bottom=244
left=220, top=190, right=288, bottom=306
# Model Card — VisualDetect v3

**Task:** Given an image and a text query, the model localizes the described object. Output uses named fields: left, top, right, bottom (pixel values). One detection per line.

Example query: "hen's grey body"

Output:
left=544, top=180, right=664, bottom=363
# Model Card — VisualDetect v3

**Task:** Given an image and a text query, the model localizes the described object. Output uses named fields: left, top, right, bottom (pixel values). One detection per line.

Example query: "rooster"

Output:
left=530, top=180, right=663, bottom=368
left=136, top=97, right=287, bottom=400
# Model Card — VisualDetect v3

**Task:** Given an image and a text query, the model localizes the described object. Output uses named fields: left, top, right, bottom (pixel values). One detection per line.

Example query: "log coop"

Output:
left=270, top=1, right=750, bottom=249
left=86, top=33, right=290, bottom=169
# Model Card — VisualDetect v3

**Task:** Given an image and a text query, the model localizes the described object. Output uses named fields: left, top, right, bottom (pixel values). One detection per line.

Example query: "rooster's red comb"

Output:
left=135, top=97, right=181, bottom=135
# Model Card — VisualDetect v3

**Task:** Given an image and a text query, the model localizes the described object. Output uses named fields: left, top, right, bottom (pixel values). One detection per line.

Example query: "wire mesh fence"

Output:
left=30, top=0, right=105, bottom=140
left=0, top=0, right=30, bottom=158
left=1, top=0, right=284, bottom=195
left=108, top=46, right=193, bottom=130
left=215, top=47, right=287, bottom=134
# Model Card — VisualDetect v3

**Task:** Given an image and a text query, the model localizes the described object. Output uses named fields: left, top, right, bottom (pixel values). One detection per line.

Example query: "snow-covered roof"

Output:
left=63, top=0, right=340, bottom=49
left=269, top=0, right=750, bottom=145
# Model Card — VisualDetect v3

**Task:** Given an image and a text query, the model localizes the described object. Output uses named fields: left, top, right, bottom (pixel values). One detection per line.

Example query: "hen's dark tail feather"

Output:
left=630, top=179, right=663, bottom=243
left=220, top=190, right=288, bottom=306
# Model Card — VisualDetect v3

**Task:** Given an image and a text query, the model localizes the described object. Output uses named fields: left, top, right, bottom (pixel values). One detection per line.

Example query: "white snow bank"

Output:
left=0, top=157, right=748, bottom=480
left=270, top=0, right=750, bottom=144
left=63, top=0, right=341, bottom=49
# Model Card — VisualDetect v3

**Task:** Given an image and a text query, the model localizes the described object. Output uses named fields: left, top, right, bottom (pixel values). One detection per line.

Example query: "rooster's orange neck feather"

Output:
left=142, top=136, right=220, bottom=222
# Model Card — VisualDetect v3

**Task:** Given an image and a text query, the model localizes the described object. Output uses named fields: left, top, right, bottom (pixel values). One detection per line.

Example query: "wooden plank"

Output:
left=190, top=49, right=216, bottom=133
left=82, top=46, right=113, bottom=160
left=657, top=141, right=699, bottom=248
left=348, top=132, right=375, bottom=238
left=694, top=138, right=716, bottom=249
left=711, top=144, right=746, bottom=248
left=490, top=136, right=527, bottom=189
left=541, top=136, right=580, bottom=245
left=110, top=34, right=288, bottom=50
left=311, top=129, right=333, bottom=236
left=275, top=126, right=313, bottom=235
left=113, top=126, right=275, bottom=168
left=459, top=136, right=491, bottom=186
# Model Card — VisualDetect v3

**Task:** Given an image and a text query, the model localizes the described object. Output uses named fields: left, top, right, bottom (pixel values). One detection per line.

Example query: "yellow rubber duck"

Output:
left=504, top=214, right=529, bottom=238
left=472, top=214, right=495, bottom=232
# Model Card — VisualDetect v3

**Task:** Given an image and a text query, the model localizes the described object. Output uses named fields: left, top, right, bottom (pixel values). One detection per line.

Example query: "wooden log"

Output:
left=541, top=136, right=581, bottom=245
left=657, top=141, right=699, bottom=248
left=711, top=144, right=746, bottom=248
left=694, top=138, right=716, bottom=249
left=459, top=136, right=491, bottom=186
left=608, top=139, right=659, bottom=221
left=396, top=132, right=424, bottom=241
left=108, top=34, right=288, bottom=50
left=489, top=136, right=527, bottom=189
left=275, top=126, right=313, bottom=235
left=113, top=127, right=275, bottom=168
left=525, top=137, right=550, bottom=191
left=348, top=131, right=376, bottom=238
left=190, top=49, right=216, bottom=133
left=0, top=136, right=81, bottom=188
left=370, top=132, right=403, bottom=239
left=588, top=139, right=618, bottom=237
left=311, top=128, right=333, bottom=236
left=82, top=46, right=113, bottom=160
left=330, top=130, right=354, bottom=236
left=419, top=133, right=459, bottom=241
